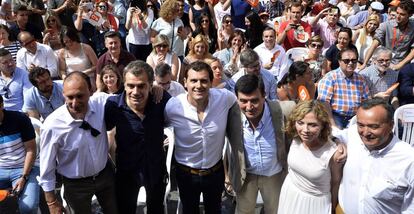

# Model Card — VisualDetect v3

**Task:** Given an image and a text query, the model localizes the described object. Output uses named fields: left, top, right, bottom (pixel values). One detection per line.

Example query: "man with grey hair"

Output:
left=359, top=47, right=398, bottom=105
left=231, top=49, right=277, bottom=100
left=105, top=60, right=171, bottom=214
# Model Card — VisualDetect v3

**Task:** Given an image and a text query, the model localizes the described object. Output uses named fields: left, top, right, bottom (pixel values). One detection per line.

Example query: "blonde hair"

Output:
left=159, top=0, right=178, bottom=20
left=285, top=100, right=331, bottom=143
left=152, top=34, right=170, bottom=54
left=359, top=14, right=380, bottom=46
left=188, top=34, right=212, bottom=59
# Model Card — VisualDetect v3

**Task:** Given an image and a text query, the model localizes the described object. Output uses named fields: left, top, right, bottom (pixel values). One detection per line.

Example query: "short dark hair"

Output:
left=123, top=60, right=154, bottom=83
left=338, top=47, right=359, bottom=61
left=263, top=27, right=276, bottom=36
left=184, top=61, right=214, bottom=81
left=359, top=98, right=394, bottom=123
left=14, top=5, right=29, bottom=13
left=398, top=0, right=414, bottom=15
left=277, top=61, right=309, bottom=87
left=104, top=31, right=120, bottom=40
left=0, top=48, right=10, bottom=57
left=235, top=74, right=265, bottom=97
left=240, top=49, right=260, bottom=67
left=29, top=67, right=51, bottom=87
left=60, top=27, right=81, bottom=45
left=0, top=24, right=12, bottom=42
left=155, top=63, right=172, bottom=78
left=64, top=71, right=92, bottom=91
left=288, top=1, right=303, bottom=11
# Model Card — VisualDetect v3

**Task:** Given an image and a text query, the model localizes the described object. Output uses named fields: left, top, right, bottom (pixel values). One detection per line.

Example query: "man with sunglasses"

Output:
left=22, top=67, right=65, bottom=120
left=318, top=47, right=369, bottom=129
left=359, top=47, right=398, bottom=105
left=16, top=31, right=58, bottom=79
left=0, top=48, right=32, bottom=111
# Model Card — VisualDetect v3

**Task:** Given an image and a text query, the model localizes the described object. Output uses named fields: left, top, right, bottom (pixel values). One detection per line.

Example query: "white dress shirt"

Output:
left=16, top=43, right=58, bottom=78
left=39, top=93, right=111, bottom=192
left=254, top=43, right=288, bottom=82
left=337, top=125, right=414, bottom=213
left=165, top=88, right=236, bottom=169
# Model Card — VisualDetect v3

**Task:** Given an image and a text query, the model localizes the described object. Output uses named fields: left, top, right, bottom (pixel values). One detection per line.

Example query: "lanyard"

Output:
left=392, top=26, right=408, bottom=49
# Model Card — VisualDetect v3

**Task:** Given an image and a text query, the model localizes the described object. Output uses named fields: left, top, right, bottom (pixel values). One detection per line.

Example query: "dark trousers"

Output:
left=115, top=169, right=166, bottom=214
left=62, top=162, right=118, bottom=214
left=332, top=112, right=353, bottom=129
left=128, top=43, right=152, bottom=61
left=175, top=162, right=224, bottom=214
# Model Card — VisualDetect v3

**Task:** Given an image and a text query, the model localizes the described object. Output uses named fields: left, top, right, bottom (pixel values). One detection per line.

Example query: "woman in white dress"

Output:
left=278, top=100, right=344, bottom=214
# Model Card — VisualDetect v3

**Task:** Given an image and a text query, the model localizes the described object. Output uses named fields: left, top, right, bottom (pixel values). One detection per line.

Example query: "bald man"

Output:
left=16, top=31, right=58, bottom=78
left=39, top=72, right=118, bottom=214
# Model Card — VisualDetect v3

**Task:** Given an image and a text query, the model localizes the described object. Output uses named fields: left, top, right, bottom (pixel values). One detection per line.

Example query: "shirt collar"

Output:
left=365, top=134, right=397, bottom=156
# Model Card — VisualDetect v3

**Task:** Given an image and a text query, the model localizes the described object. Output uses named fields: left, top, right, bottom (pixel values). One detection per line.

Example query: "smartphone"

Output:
left=130, top=0, right=145, bottom=11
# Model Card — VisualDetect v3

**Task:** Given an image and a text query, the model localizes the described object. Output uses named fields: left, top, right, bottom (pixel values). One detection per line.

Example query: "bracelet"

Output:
left=47, top=199, right=58, bottom=206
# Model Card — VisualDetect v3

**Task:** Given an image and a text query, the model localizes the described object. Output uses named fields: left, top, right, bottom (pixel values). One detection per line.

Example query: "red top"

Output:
left=279, top=20, right=312, bottom=50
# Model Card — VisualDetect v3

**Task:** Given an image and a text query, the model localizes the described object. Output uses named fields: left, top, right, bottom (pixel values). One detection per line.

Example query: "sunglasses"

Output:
left=20, top=38, right=36, bottom=47
left=341, top=58, right=358, bottom=65
left=156, top=44, right=168, bottom=48
left=224, top=20, right=232, bottom=24
left=98, top=5, right=107, bottom=9
left=201, top=19, right=209, bottom=23
left=310, top=43, right=322, bottom=49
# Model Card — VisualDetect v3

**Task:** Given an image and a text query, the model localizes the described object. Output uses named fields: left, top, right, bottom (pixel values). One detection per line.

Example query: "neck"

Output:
left=398, top=20, right=409, bottom=29
left=110, top=51, right=120, bottom=60
left=212, top=78, right=221, bottom=87
left=265, top=43, right=274, bottom=50
left=107, top=85, right=118, bottom=94
left=126, top=98, right=147, bottom=115
left=41, top=90, right=53, bottom=99
left=188, top=95, right=208, bottom=112
left=248, top=111, right=264, bottom=130
left=1, top=70, right=12, bottom=77
left=303, top=139, right=323, bottom=150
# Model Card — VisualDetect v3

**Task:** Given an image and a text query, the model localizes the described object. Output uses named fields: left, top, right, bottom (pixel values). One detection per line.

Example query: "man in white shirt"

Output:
left=16, top=31, right=58, bottom=78
left=253, top=27, right=287, bottom=82
left=39, top=72, right=117, bottom=214
left=154, top=63, right=185, bottom=97
left=338, top=98, right=414, bottom=213
left=165, top=61, right=236, bottom=213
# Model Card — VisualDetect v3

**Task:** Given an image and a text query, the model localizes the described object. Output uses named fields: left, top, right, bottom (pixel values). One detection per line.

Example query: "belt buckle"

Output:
left=198, top=169, right=210, bottom=176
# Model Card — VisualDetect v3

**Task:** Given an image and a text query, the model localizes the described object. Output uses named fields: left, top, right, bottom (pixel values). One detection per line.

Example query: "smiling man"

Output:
left=104, top=60, right=171, bottom=214
left=318, top=47, right=370, bottom=129
left=337, top=98, right=414, bottom=213
left=227, top=74, right=289, bottom=213
left=165, top=61, right=236, bottom=213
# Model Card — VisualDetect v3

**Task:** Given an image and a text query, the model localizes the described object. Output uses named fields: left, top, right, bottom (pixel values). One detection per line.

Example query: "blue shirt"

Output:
left=242, top=102, right=282, bottom=176
left=232, top=68, right=278, bottom=100
left=0, top=67, right=33, bottom=111
left=104, top=90, right=171, bottom=172
left=22, top=81, right=65, bottom=119
left=347, top=10, right=387, bottom=28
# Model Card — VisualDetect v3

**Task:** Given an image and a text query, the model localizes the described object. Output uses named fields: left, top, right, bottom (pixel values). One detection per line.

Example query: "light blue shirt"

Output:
left=22, top=81, right=65, bottom=119
left=232, top=68, right=278, bottom=100
left=242, top=102, right=282, bottom=176
left=0, top=67, right=32, bottom=111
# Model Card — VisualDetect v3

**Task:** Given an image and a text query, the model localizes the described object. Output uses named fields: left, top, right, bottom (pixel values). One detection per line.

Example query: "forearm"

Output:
left=74, top=11, right=84, bottom=31
left=22, top=141, right=36, bottom=176
left=44, top=190, right=57, bottom=203
left=82, top=66, right=95, bottom=75
left=277, top=30, right=287, bottom=45
left=397, top=48, right=414, bottom=68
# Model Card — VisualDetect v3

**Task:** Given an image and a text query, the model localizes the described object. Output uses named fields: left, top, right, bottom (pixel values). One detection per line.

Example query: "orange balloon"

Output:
left=0, top=190, right=9, bottom=202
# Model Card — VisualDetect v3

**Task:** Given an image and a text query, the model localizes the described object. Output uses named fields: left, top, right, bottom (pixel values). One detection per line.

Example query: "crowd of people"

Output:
left=0, top=0, right=414, bottom=213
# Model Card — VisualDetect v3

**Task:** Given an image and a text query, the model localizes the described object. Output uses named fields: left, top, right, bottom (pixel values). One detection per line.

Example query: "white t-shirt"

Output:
left=151, top=17, right=185, bottom=57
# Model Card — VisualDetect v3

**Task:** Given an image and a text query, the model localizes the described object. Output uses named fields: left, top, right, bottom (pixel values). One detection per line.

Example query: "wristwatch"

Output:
left=21, top=174, right=29, bottom=181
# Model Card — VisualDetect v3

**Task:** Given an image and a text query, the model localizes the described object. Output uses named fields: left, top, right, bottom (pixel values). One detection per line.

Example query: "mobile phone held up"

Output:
left=130, top=0, right=145, bottom=11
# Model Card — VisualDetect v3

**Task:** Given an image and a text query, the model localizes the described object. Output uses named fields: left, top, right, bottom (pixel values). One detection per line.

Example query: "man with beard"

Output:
left=23, top=67, right=65, bottom=119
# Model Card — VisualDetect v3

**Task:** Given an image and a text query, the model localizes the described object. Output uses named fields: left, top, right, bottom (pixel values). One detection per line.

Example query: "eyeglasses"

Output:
left=2, top=87, right=9, bottom=99
left=310, top=43, right=322, bottom=49
left=98, top=5, right=107, bottom=9
left=20, top=38, right=36, bottom=47
left=341, top=58, right=358, bottom=65
left=224, top=19, right=232, bottom=24
left=201, top=19, right=209, bottom=23
left=376, top=59, right=391, bottom=64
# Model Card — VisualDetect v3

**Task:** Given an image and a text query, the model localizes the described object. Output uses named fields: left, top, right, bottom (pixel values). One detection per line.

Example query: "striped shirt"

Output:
left=317, top=68, right=369, bottom=117
left=0, top=110, right=35, bottom=169
left=1, top=41, right=21, bottom=61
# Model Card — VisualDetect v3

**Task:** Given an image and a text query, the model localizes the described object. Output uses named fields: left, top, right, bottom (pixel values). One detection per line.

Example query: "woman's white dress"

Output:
left=278, top=139, right=337, bottom=214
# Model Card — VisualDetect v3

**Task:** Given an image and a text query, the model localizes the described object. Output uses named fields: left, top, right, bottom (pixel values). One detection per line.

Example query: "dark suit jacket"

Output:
left=398, top=63, right=414, bottom=106
left=226, top=100, right=294, bottom=193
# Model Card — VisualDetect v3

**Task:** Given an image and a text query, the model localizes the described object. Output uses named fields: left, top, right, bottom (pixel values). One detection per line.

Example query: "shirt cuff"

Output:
left=39, top=181, right=56, bottom=192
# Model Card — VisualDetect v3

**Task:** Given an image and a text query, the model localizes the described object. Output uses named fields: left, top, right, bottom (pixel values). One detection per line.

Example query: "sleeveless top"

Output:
left=355, top=33, right=373, bottom=63
left=191, top=5, right=210, bottom=22
left=65, top=44, right=92, bottom=73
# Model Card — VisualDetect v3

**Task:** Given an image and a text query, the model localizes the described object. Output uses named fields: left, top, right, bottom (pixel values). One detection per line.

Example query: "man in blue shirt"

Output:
left=23, top=67, right=65, bottom=120
left=227, top=74, right=289, bottom=213
left=105, top=60, right=171, bottom=214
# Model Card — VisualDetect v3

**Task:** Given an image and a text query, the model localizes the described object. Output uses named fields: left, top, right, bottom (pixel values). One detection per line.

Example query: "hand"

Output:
left=217, top=29, right=224, bottom=43
left=12, top=177, right=26, bottom=195
left=374, top=91, right=391, bottom=99
left=333, top=142, right=347, bottom=164
left=263, top=62, right=273, bottom=69
left=177, top=27, right=187, bottom=39
left=48, top=200, right=65, bottom=214
left=151, top=85, right=164, bottom=104
left=157, top=54, right=165, bottom=64
left=43, top=32, right=51, bottom=42
left=358, top=63, right=367, bottom=70
left=319, top=7, right=330, bottom=17
left=390, top=63, right=402, bottom=71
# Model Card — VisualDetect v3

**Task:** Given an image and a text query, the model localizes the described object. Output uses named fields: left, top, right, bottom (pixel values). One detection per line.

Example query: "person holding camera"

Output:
left=277, top=1, right=312, bottom=51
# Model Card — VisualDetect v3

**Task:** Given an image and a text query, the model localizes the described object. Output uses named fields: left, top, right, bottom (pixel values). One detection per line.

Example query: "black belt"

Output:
left=177, top=161, right=222, bottom=176
left=62, top=162, right=110, bottom=181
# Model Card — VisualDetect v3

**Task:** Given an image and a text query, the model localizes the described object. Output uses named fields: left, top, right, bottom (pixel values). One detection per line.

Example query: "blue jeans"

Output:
left=0, top=166, right=40, bottom=214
